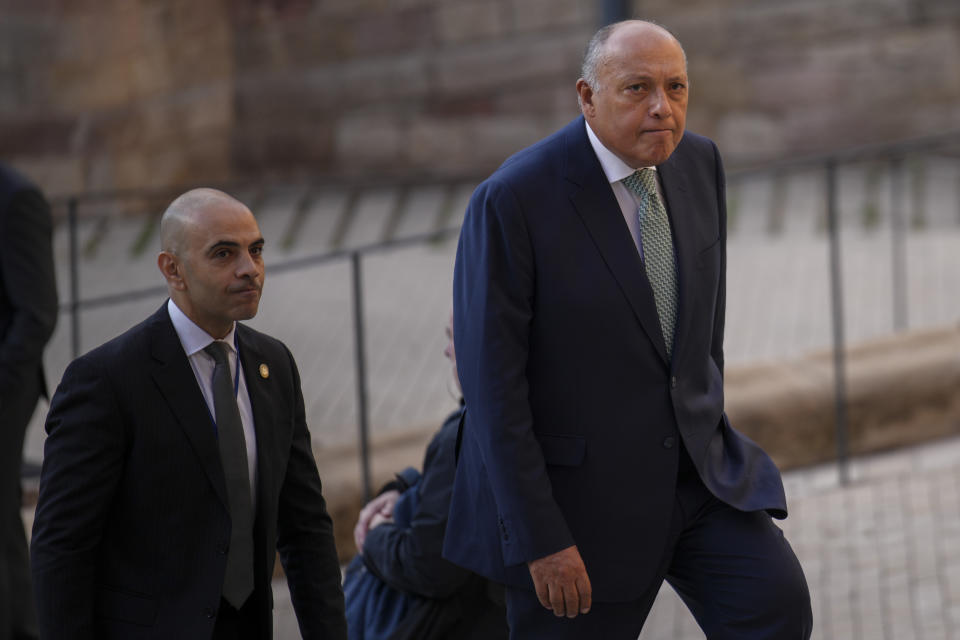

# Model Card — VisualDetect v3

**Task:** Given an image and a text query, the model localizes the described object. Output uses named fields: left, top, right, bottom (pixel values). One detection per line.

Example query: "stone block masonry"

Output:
left=1, top=1, right=959, bottom=200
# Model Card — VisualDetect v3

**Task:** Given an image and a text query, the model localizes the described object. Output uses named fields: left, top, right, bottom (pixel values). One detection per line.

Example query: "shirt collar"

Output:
left=584, top=120, right=657, bottom=184
left=167, top=298, right=237, bottom=357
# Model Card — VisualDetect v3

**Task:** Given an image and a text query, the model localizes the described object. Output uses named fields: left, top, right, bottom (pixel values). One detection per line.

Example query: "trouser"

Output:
left=506, top=459, right=812, bottom=639
left=212, top=596, right=262, bottom=640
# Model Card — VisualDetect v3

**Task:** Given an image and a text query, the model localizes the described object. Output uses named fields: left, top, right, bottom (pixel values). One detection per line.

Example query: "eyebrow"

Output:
left=621, top=71, right=688, bottom=81
left=207, top=237, right=265, bottom=252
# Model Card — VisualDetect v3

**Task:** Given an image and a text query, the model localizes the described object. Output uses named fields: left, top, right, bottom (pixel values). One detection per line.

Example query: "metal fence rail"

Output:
left=58, top=176, right=471, bottom=501
left=55, top=130, right=960, bottom=495
left=724, top=130, right=960, bottom=483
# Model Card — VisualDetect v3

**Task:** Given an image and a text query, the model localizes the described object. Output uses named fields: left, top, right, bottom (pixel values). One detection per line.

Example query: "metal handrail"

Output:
left=48, top=129, right=960, bottom=210
left=60, top=226, right=462, bottom=314
left=57, top=129, right=960, bottom=494
left=48, top=173, right=487, bottom=210
left=725, top=129, right=960, bottom=177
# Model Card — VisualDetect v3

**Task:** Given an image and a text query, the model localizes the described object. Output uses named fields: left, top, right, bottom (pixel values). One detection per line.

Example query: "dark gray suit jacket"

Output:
left=31, top=305, right=346, bottom=639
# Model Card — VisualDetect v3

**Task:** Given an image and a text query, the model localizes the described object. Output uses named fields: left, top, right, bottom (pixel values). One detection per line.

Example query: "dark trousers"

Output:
left=0, top=375, right=40, bottom=640
left=506, top=460, right=812, bottom=639
left=212, top=596, right=261, bottom=640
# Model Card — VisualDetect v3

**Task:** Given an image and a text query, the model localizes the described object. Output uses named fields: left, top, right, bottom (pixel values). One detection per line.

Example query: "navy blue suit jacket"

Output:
left=31, top=305, right=346, bottom=639
left=443, top=117, right=786, bottom=602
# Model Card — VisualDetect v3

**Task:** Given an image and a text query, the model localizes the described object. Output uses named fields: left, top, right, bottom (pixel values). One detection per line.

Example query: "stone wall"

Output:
left=0, top=0, right=237, bottom=196
left=229, top=0, right=592, bottom=180
left=644, top=0, right=960, bottom=161
left=1, top=0, right=958, bottom=196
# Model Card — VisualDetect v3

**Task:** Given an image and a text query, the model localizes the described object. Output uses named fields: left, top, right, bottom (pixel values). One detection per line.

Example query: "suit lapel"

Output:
left=657, top=153, right=695, bottom=367
left=564, top=119, right=670, bottom=365
left=236, top=326, right=277, bottom=517
left=148, top=306, right=229, bottom=507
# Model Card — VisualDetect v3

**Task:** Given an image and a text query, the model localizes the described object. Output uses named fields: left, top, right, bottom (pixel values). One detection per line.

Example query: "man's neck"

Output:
left=168, top=297, right=233, bottom=341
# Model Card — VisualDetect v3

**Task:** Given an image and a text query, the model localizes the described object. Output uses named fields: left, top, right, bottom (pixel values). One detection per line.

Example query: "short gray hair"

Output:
left=581, top=22, right=619, bottom=90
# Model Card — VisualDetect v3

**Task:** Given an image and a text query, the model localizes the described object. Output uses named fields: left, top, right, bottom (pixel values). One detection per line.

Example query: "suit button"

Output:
left=670, top=376, right=677, bottom=389
left=663, top=437, right=675, bottom=449
left=204, top=607, right=216, bottom=619
left=216, top=543, right=227, bottom=555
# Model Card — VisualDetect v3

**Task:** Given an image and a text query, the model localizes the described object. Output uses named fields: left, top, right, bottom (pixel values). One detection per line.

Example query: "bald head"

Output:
left=160, top=188, right=249, bottom=256
left=157, top=187, right=265, bottom=338
left=581, top=20, right=686, bottom=93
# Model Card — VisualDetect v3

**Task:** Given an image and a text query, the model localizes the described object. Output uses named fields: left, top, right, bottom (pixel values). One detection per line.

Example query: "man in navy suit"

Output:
left=31, top=189, right=346, bottom=639
left=444, top=20, right=812, bottom=638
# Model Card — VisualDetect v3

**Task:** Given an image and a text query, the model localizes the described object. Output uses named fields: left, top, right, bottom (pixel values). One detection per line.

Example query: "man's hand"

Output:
left=368, top=511, right=393, bottom=530
left=353, top=489, right=400, bottom=551
left=527, top=545, right=592, bottom=618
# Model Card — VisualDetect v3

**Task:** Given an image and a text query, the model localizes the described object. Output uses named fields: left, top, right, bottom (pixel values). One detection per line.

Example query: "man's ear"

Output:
left=576, top=78, right=595, bottom=117
left=157, top=252, right=186, bottom=291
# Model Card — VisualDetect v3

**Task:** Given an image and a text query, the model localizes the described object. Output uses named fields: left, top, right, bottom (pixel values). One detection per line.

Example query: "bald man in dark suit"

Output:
left=31, top=189, right=346, bottom=639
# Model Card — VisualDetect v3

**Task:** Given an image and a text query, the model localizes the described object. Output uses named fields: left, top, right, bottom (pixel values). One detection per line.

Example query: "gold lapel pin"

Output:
left=259, top=363, right=269, bottom=379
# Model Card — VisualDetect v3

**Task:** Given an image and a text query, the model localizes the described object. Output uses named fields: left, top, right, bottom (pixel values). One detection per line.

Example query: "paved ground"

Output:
left=270, top=432, right=960, bottom=639
left=635, top=432, right=960, bottom=640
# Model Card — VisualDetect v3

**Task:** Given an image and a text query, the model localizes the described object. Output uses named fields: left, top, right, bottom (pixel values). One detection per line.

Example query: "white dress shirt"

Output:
left=585, top=120, right=667, bottom=255
left=167, top=298, right=258, bottom=504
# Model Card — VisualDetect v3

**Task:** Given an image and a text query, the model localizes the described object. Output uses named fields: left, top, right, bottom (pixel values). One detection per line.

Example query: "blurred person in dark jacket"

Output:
left=0, top=163, right=57, bottom=640
left=346, top=313, right=507, bottom=640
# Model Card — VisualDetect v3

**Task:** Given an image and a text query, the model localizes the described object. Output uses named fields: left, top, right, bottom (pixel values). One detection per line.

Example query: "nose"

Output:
left=649, top=87, right=672, bottom=119
left=236, top=250, right=262, bottom=279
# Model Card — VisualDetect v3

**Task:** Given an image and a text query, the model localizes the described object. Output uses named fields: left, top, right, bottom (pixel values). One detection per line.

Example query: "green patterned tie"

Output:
left=622, top=168, right=678, bottom=357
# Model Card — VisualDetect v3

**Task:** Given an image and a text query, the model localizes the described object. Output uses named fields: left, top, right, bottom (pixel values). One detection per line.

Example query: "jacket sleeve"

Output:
left=30, top=356, right=125, bottom=640
left=362, top=413, right=472, bottom=598
left=275, top=345, right=347, bottom=640
left=0, top=188, right=58, bottom=390
left=453, top=179, right=575, bottom=566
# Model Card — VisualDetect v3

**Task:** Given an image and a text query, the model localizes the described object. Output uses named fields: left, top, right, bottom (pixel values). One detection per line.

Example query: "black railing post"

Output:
left=826, top=160, right=850, bottom=485
left=890, top=156, right=908, bottom=331
left=351, top=251, right=373, bottom=502
left=68, top=197, right=81, bottom=359
left=601, top=0, right=631, bottom=25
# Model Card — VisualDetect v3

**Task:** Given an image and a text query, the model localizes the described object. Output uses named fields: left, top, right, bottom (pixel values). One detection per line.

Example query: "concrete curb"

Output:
left=726, top=324, right=960, bottom=470
left=23, top=325, right=960, bottom=566
left=320, top=324, right=960, bottom=560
